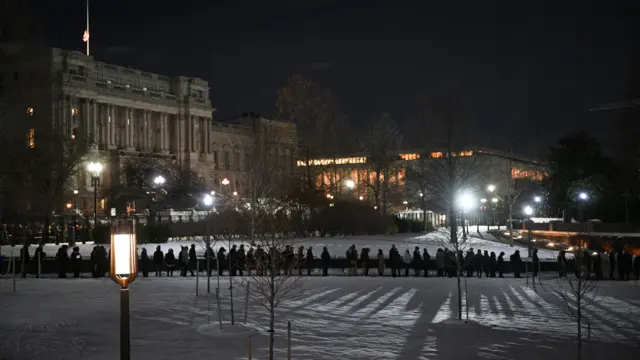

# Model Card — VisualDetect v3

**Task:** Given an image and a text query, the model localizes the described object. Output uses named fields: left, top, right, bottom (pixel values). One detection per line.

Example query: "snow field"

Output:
left=1, top=276, right=639, bottom=359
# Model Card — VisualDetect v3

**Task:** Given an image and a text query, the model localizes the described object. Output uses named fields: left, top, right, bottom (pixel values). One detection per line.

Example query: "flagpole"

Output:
left=86, top=0, right=90, bottom=56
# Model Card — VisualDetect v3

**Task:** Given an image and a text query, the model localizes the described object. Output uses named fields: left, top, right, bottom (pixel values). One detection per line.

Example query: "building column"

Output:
left=161, top=114, right=168, bottom=152
left=147, top=111, right=153, bottom=152
left=91, top=100, right=98, bottom=148
left=106, top=105, right=112, bottom=147
left=188, top=115, right=194, bottom=152
left=125, top=108, right=132, bottom=149
left=206, top=117, right=211, bottom=154
left=82, top=99, right=90, bottom=144
left=67, top=96, right=74, bottom=138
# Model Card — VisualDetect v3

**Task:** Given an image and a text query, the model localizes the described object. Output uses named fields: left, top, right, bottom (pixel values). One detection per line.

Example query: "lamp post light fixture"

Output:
left=487, top=184, right=496, bottom=193
left=153, top=175, right=165, bottom=186
left=221, top=178, right=230, bottom=186
left=402, top=200, right=408, bottom=205
left=344, top=179, right=355, bottom=190
left=109, top=219, right=137, bottom=360
left=524, top=205, right=534, bottom=216
left=359, top=195, right=364, bottom=201
left=210, top=190, right=216, bottom=196
left=87, top=161, right=103, bottom=225
left=480, top=198, right=487, bottom=203
left=491, top=197, right=499, bottom=204
left=203, top=194, right=214, bottom=207
left=232, top=191, right=238, bottom=197
left=534, top=196, right=542, bottom=203
left=578, top=192, right=589, bottom=201
left=457, top=192, right=476, bottom=212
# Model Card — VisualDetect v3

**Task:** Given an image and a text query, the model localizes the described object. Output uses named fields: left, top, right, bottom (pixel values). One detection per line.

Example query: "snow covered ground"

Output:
left=1, top=276, right=639, bottom=359
left=0, top=228, right=561, bottom=260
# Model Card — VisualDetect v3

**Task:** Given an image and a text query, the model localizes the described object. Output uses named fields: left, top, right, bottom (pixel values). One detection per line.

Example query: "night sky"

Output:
left=29, top=0, right=640, bottom=157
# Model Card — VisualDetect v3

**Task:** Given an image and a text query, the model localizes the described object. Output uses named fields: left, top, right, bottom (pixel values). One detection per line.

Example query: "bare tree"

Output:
left=243, top=195, right=305, bottom=360
left=435, top=227, right=475, bottom=320
left=359, top=113, right=403, bottom=214
left=558, top=239, right=598, bottom=360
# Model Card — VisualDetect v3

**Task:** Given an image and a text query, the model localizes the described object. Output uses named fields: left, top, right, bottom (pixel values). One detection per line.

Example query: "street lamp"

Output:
left=203, top=194, right=214, bottom=207
left=457, top=192, right=476, bottom=211
left=487, top=184, right=496, bottom=193
left=578, top=192, right=589, bottom=201
left=109, top=219, right=137, bottom=360
left=232, top=191, right=238, bottom=197
left=153, top=175, right=165, bottom=186
left=344, top=179, right=355, bottom=190
left=359, top=195, right=364, bottom=201
left=491, top=197, right=499, bottom=204
left=221, top=178, right=230, bottom=186
left=524, top=205, right=534, bottom=216
left=534, top=196, right=541, bottom=203
left=480, top=198, right=487, bottom=203
left=87, top=161, right=103, bottom=225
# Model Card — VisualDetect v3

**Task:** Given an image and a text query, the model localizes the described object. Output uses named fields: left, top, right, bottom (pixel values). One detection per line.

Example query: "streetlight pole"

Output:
left=87, top=162, right=103, bottom=226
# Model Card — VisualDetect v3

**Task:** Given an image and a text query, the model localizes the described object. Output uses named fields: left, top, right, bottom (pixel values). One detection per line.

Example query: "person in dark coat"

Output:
left=412, top=246, right=422, bottom=277
left=532, top=248, right=540, bottom=278
left=229, top=245, right=238, bottom=276
left=217, top=247, right=227, bottom=276
left=56, top=245, right=69, bottom=278
left=609, top=251, right=617, bottom=280
left=90, top=246, right=99, bottom=278
left=320, top=247, right=330, bottom=276
left=34, top=244, right=46, bottom=278
left=153, top=245, right=164, bottom=276
left=483, top=250, right=491, bottom=277
left=98, top=246, right=108, bottom=277
left=237, top=244, right=246, bottom=276
left=306, top=246, right=314, bottom=276
left=188, top=244, right=197, bottom=276
left=435, top=248, right=445, bottom=277
left=489, top=252, right=497, bottom=277
left=617, top=251, right=626, bottom=280
left=474, top=249, right=483, bottom=278
left=165, top=248, right=176, bottom=276
left=377, top=249, right=385, bottom=276
left=497, top=251, right=505, bottom=278
left=246, top=247, right=255, bottom=276
left=464, top=249, right=474, bottom=277
left=582, top=250, right=592, bottom=279
left=20, top=243, right=30, bottom=278
left=70, top=246, right=82, bottom=278
left=360, top=247, right=370, bottom=276
left=624, top=251, right=633, bottom=281
left=633, top=254, right=640, bottom=280
left=593, top=252, right=603, bottom=280
left=140, top=248, right=150, bottom=277
left=389, top=245, right=399, bottom=277
left=510, top=250, right=522, bottom=278
left=422, top=248, right=430, bottom=277
left=296, top=246, right=305, bottom=276
left=205, top=245, right=215, bottom=276
left=558, top=250, right=568, bottom=278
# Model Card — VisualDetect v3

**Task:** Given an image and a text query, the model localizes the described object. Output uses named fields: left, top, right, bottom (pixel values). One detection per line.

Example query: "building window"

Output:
left=26, top=107, right=34, bottom=116
left=27, top=128, right=35, bottom=148
left=234, top=152, right=240, bottom=170
left=100, top=198, right=105, bottom=210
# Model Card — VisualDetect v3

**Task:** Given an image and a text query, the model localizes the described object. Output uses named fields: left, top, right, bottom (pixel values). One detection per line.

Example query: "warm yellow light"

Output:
left=297, top=156, right=367, bottom=167
left=221, top=178, right=230, bottom=186
left=326, top=194, right=332, bottom=199
left=26, top=106, right=34, bottom=116
left=113, top=234, right=134, bottom=276
left=400, top=153, right=420, bottom=161
left=359, top=195, right=364, bottom=201
left=547, top=242, right=555, bottom=247
left=66, top=203, right=72, bottom=209
left=71, top=107, right=77, bottom=116
left=232, top=191, right=238, bottom=196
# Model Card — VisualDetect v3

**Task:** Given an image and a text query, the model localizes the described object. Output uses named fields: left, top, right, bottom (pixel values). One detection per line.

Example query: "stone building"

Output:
left=0, top=46, right=296, bottom=217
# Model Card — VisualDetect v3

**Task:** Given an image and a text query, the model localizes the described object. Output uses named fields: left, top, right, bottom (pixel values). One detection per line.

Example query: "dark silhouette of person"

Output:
left=497, top=251, right=505, bottom=278
left=217, top=247, right=227, bottom=276
left=389, top=245, right=399, bottom=277
left=422, top=248, right=430, bottom=277
left=34, top=244, right=46, bottom=278
left=306, top=246, right=314, bottom=276
left=464, top=249, right=474, bottom=277
left=140, top=248, right=149, bottom=277
left=483, top=250, right=490, bottom=277
left=361, top=247, right=370, bottom=276
left=609, top=251, right=617, bottom=280
left=238, top=244, right=246, bottom=276
left=153, top=245, right=164, bottom=277
left=321, top=247, right=330, bottom=276
left=558, top=250, right=568, bottom=278
left=296, top=246, right=305, bottom=276
left=532, top=248, right=540, bottom=278
left=633, top=254, right=640, bottom=280
left=489, top=252, right=497, bottom=277
left=435, top=248, right=445, bottom=277
left=165, top=248, right=176, bottom=276
left=475, top=249, right=483, bottom=278
left=510, top=250, right=522, bottom=278
left=90, top=246, right=99, bottom=278
left=70, top=246, right=82, bottom=278
left=412, top=247, right=421, bottom=277
left=20, top=243, right=30, bottom=278
left=593, top=252, right=603, bottom=280
left=189, top=244, right=197, bottom=276
left=229, top=245, right=238, bottom=276
left=377, top=249, right=385, bottom=276
left=56, top=245, right=69, bottom=278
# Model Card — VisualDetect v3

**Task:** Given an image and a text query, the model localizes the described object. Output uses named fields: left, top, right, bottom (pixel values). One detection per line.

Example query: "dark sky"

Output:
left=32, top=0, right=640, bottom=157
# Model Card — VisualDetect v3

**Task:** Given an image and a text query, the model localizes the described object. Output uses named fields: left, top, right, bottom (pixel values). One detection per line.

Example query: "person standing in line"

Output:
left=377, top=249, right=385, bottom=276
left=153, top=245, right=164, bottom=277
left=306, top=246, right=314, bottom=276
left=360, top=247, right=370, bottom=276
left=188, top=244, right=197, bottom=276
left=558, top=250, right=568, bottom=278
left=497, top=251, right=505, bottom=278
left=403, top=249, right=412, bottom=277
left=179, top=246, right=189, bottom=277
left=140, top=248, right=150, bottom=277
left=70, top=246, right=82, bottom=278
left=412, top=247, right=422, bottom=277
left=165, top=248, right=176, bottom=276
left=321, top=247, right=331, bottom=277
left=608, top=250, right=617, bottom=280
left=435, top=248, right=445, bottom=277
left=532, top=248, right=540, bottom=278
left=422, top=248, right=430, bottom=277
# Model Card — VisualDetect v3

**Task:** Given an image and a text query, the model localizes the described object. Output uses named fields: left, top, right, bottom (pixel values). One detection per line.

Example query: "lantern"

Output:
left=110, top=219, right=137, bottom=288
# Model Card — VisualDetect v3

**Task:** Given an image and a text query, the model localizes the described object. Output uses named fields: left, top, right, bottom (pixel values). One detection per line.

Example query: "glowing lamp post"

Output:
left=87, top=161, right=103, bottom=225
left=110, top=219, right=137, bottom=360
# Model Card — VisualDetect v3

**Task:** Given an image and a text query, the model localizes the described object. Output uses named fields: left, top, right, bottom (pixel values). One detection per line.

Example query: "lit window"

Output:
left=100, top=198, right=105, bottom=210
left=26, top=107, right=34, bottom=116
left=430, top=152, right=443, bottom=158
left=27, top=128, right=35, bottom=148
left=400, top=153, right=419, bottom=161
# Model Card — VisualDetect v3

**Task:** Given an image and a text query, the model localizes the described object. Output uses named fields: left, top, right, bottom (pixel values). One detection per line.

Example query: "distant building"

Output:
left=0, top=46, right=296, bottom=217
